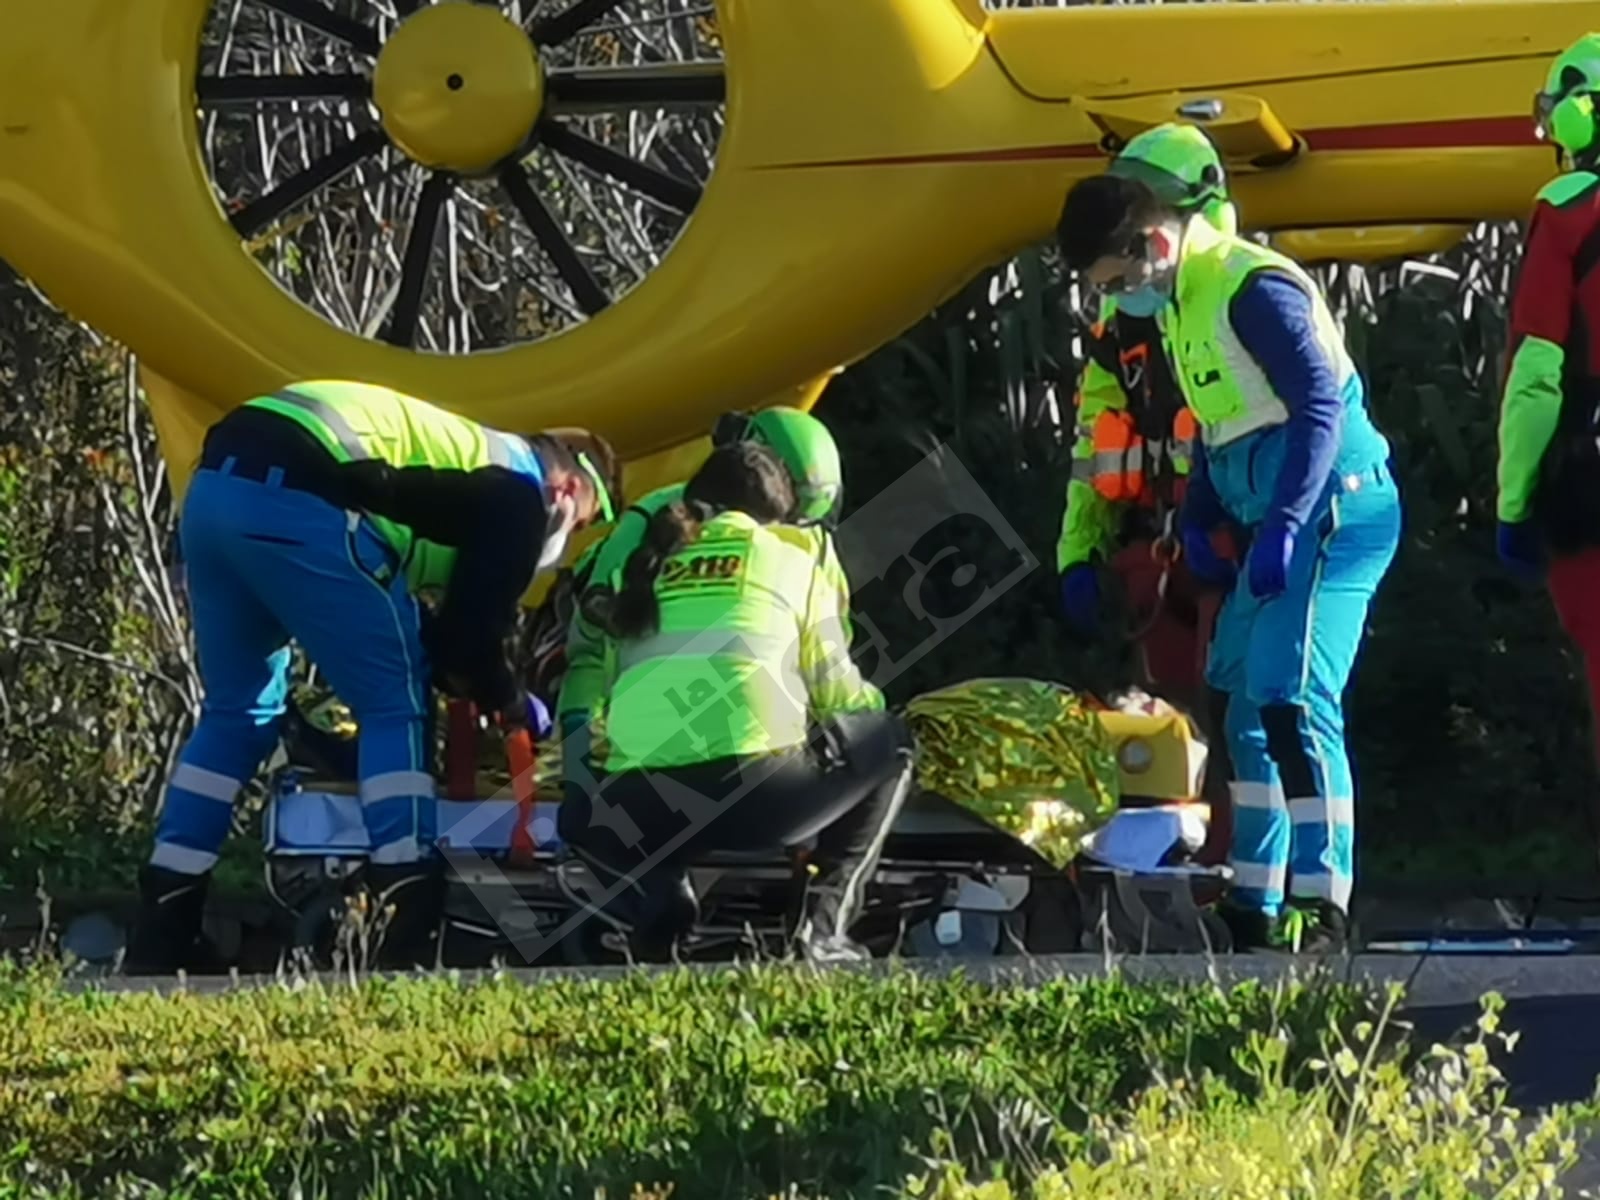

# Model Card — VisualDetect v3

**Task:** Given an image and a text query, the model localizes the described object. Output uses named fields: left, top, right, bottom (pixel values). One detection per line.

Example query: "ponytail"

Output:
left=592, top=500, right=710, bottom=640
left=586, top=440, right=794, bottom=641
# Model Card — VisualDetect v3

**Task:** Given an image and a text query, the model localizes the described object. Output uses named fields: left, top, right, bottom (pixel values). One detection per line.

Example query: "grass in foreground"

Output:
left=0, top=962, right=1588, bottom=1198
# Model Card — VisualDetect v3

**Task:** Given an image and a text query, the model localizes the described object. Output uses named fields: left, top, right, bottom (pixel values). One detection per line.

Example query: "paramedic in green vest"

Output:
left=556, top=406, right=845, bottom=808
left=125, top=381, right=621, bottom=973
left=1058, top=124, right=1242, bottom=862
left=557, top=440, right=913, bottom=964
left=1058, top=145, right=1401, bottom=951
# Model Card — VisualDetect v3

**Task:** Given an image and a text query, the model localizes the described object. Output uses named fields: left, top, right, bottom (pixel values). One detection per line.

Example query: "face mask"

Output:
left=538, top=496, right=573, bottom=571
left=1115, top=283, right=1168, bottom=317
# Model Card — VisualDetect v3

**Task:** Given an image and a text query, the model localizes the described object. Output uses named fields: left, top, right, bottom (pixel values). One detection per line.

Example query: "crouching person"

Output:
left=125, top=381, right=619, bottom=973
left=557, top=441, right=914, bottom=964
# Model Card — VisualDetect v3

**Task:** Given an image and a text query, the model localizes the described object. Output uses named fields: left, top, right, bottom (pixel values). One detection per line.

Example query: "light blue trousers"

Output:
left=1206, top=463, right=1401, bottom=916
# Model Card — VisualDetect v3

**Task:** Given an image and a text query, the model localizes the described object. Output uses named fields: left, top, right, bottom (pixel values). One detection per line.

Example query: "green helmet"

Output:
left=712, top=406, right=843, bottom=525
left=1537, top=34, right=1600, bottom=156
left=1110, top=123, right=1237, bottom=235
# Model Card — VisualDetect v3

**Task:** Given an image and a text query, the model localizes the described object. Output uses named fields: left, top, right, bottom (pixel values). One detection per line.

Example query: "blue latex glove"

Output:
left=1247, top=520, right=1295, bottom=599
left=559, top=710, right=594, bottom=803
left=524, top=694, right=553, bottom=740
left=1059, top=565, right=1100, bottom=636
left=1497, top=520, right=1544, bottom=580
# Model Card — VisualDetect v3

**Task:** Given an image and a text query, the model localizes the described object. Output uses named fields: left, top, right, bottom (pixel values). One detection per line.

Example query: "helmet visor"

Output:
left=1535, top=90, right=1558, bottom=141
left=793, top=482, right=842, bottom=527
left=1110, top=155, right=1210, bottom=210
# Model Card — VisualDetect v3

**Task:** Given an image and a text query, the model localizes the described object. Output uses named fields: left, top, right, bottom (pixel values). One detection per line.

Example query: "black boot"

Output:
left=1216, top=899, right=1273, bottom=951
left=123, top=867, right=212, bottom=974
left=361, top=861, right=445, bottom=970
left=629, top=871, right=700, bottom=963
left=1269, top=899, right=1349, bottom=954
left=796, top=746, right=917, bottom=964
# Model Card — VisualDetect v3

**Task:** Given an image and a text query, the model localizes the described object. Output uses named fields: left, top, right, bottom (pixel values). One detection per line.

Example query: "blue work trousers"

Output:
left=151, top=465, right=434, bottom=874
left=1206, top=462, right=1401, bottom=916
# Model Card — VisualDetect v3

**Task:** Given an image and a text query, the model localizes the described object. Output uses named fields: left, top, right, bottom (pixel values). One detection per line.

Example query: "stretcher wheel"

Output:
left=557, top=910, right=631, bottom=965
left=196, top=0, right=724, bottom=354
left=1079, top=868, right=1233, bottom=955
left=269, top=861, right=350, bottom=964
left=289, top=881, right=348, bottom=962
left=1011, top=874, right=1083, bottom=955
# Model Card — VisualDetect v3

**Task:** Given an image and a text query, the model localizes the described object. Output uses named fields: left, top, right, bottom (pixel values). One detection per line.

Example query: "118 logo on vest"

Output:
left=659, top=540, right=746, bottom=593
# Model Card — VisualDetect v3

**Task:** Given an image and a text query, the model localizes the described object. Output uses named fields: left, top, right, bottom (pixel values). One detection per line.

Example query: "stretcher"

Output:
left=261, top=681, right=1231, bottom=965
left=263, top=768, right=1074, bottom=966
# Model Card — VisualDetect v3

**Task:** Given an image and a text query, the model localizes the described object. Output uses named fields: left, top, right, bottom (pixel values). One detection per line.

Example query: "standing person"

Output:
left=1497, top=35, right=1600, bottom=851
left=556, top=407, right=844, bottom=810
left=1057, top=145, right=1402, bottom=950
left=558, top=441, right=912, bottom=964
left=1057, top=123, right=1242, bottom=858
left=125, top=381, right=620, bottom=973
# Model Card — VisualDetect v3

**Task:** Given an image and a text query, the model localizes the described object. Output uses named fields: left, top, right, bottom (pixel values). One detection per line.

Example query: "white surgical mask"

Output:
left=538, top=496, right=574, bottom=572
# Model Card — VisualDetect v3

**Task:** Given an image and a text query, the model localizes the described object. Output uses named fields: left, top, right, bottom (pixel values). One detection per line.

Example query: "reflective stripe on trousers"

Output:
left=1226, top=781, right=1288, bottom=912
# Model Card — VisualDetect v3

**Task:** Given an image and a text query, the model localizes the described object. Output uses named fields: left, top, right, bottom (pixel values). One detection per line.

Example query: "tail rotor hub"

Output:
left=373, top=4, right=544, bottom=176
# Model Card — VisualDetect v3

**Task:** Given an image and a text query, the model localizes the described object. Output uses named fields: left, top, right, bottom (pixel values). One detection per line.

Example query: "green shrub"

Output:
left=0, top=964, right=1375, bottom=1198
left=907, top=995, right=1589, bottom=1200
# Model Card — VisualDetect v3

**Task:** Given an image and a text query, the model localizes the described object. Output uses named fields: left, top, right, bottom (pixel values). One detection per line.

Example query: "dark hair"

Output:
left=599, top=441, right=796, bottom=640
left=1056, top=173, right=1175, bottom=273
left=529, top=428, right=624, bottom=518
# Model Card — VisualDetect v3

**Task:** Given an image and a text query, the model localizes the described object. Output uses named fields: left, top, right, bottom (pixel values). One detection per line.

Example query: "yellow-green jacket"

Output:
left=602, top=511, right=883, bottom=771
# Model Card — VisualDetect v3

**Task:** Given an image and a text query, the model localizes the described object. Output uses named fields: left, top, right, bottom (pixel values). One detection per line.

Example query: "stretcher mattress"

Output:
left=264, top=784, right=564, bottom=856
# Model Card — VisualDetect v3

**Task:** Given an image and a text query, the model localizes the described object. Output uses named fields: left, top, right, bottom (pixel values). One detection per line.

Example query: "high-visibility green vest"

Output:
left=246, top=380, right=542, bottom=594
left=1163, top=218, right=1356, bottom=448
left=603, top=510, right=883, bottom=770
left=559, top=482, right=687, bottom=721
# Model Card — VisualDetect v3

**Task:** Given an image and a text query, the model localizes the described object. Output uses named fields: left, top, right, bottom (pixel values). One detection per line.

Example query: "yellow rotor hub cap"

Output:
left=373, top=3, right=544, bottom=175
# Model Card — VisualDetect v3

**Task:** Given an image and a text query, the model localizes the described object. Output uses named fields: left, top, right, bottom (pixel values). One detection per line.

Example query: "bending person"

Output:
left=126, top=380, right=620, bottom=973
left=556, top=441, right=912, bottom=964
left=1058, top=150, right=1401, bottom=951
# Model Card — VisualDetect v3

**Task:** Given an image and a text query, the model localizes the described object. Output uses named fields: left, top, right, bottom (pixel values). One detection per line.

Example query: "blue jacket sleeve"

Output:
left=339, top=459, right=547, bottom=712
left=1228, top=272, right=1342, bottom=534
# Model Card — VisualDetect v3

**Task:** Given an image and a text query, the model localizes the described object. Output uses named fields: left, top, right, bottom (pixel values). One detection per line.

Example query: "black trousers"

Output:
left=557, top=710, right=912, bottom=881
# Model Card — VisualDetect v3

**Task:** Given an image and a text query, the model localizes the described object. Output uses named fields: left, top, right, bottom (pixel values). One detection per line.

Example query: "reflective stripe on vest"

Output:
left=266, top=388, right=370, bottom=461
left=244, top=382, right=543, bottom=594
left=603, top=515, right=825, bottom=767
left=1085, top=408, right=1199, bottom=502
left=485, top=430, right=518, bottom=470
left=614, top=628, right=797, bottom=676
left=1089, top=409, right=1145, bottom=502
left=1167, top=217, right=1354, bottom=448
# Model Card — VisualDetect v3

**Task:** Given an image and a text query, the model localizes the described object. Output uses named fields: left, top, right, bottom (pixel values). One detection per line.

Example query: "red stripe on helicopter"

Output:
left=776, top=115, right=1535, bottom=169
left=1302, top=115, right=1537, bottom=150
